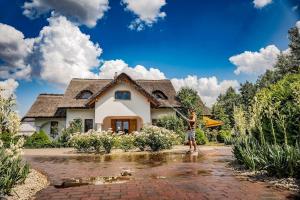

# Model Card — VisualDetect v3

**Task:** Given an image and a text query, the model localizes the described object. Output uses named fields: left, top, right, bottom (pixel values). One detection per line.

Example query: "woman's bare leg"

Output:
left=192, top=140, right=197, bottom=151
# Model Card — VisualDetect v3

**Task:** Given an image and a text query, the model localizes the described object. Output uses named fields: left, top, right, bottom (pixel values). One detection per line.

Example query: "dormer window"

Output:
left=115, top=91, right=131, bottom=100
left=152, top=90, right=168, bottom=100
left=77, top=90, right=93, bottom=99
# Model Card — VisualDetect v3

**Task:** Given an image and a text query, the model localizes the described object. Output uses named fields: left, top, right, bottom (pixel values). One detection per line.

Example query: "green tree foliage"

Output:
left=176, top=87, right=203, bottom=117
left=239, top=81, right=257, bottom=109
left=212, top=87, right=241, bottom=129
left=253, top=74, right=300, bottom=145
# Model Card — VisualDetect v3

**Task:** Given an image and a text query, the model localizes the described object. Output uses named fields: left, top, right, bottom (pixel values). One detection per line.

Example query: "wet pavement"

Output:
left=24, top=146, right=298, bottom=200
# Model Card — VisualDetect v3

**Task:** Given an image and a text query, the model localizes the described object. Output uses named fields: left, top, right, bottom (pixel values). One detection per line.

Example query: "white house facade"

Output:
left=21, top=73, right=181, bottom=138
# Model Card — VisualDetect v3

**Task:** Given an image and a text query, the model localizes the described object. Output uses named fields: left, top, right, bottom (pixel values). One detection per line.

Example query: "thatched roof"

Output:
left=23, top=94, right=66, bottom=120
left=87, top=73, right=160, bottom=107
left=23, top=73, right=211, bottom=119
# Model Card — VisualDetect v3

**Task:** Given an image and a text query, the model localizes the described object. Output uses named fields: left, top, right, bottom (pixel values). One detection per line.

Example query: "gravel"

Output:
left=230, top=162, right=300, bottom=192
left=5, top=169, right=49, bottom=200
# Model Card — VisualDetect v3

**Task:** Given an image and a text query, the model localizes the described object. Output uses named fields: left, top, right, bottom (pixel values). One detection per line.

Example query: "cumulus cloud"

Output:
left=0, top=15, right=102, bottom=86
left=296, top=21, right=300, bottom=33
left=30, top=15, right=102, bottom=85
left=253, top=0, right=272, bottom=8
left=0, top=79, right=19, bottom=99
left=23, top=0, right=109, bottom=27
left=229, top=45, right=281, bottom=75
left=171, top=76, right=239, bottom=107
left=0, top=23, right=33, bottom=79
left=122, top=0, right=166, bottom=31
left=98, top=59, right=166, bottom=79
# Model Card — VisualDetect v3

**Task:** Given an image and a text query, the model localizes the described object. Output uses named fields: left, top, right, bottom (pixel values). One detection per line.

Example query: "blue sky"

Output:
left=0, top=0, right=299, bottom=116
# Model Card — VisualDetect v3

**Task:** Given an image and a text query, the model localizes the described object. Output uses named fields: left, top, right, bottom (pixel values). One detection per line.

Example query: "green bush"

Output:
left=195, top=128, right=208, bottom=145
left=24, top=130, right=52, bottom=148
left=134, top=133, right=147, bottom=151
left=0, top=132, right=14, bottom=148
left=69, top=133, right=93, bottom=152
left=98, top=133, right=115, bottom=153
left=0, top=139, right=29, bottom=195
left=142, top=126, right=179, bottom=151
left=156, top=115, right=186, bottom=143
left=205, top=129, right=218, bottom=142
left=118, top=135, right=135, bottom=152
left=217, top=130, right=232, bottom=143
left=233, top=136, right=300, bottom=178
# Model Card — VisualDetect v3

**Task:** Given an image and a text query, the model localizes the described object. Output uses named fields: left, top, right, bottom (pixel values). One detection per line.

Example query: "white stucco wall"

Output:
left=34, top=118, right=66, bottom=138
left=66, top=109, right=95, bottom=130
left=95, top=83, right=151, bottom=128
left=151, top=108, right=176, bottom=120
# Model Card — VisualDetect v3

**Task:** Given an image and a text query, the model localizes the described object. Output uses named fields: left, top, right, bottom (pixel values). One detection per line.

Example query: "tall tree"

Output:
left=239, top=81, right=257, bottom=109
left=212, top=87, right=241, bottom=128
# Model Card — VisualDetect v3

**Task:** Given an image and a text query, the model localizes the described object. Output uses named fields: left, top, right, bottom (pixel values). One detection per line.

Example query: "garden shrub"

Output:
left=134, top=133, right=147, bottom=151
left=156, top=115, right=185, bottom=143
left=98, top=133, right=115, bottom=153
left=205, top=129, right=218, bottom=142
left=0, top=139, right=29, bottom=195
left=118, top=134, right=135, bottom=152
left=0, top=131, right=14, bottom=148
left=57, top=119, right=83, bottom=147
left=195, top=128, right=208, bottom=145
left=69, top=133, right=94, bottom=152
left=232, top=136, right=300, bottom=178
left=217, top=129, right=232, bottom=143
left=142, top=126, right=179, bottom=151
left=24, top=130, right=52, bottom=148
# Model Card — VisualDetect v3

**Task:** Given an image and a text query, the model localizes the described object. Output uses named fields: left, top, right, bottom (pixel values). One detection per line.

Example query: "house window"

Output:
left=115, top=91, right=131, bottom=100
left=77, top=90, right=93, bottom=99
left=84, top=119, right=93, bottom=132
left=152, top=90, right=168, bottom=100
left=50, top=121, right=59, bottom=138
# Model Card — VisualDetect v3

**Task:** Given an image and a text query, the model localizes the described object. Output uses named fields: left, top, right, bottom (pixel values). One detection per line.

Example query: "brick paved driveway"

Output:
left=24, top=146, right=298, bottom=200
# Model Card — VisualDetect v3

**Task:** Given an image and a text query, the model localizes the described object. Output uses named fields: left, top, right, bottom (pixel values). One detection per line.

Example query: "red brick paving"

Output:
left=25, top=147, right=298, bottom=200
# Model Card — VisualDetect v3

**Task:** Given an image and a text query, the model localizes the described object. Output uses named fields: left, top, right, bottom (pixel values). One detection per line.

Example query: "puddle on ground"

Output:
left=29, top=151, right=204, bottom=166
left=26, top=151, right=212, bottom=187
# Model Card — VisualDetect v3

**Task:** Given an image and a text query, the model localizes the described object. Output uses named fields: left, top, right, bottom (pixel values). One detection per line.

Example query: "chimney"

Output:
left=114, top=72, right=118, bottom=79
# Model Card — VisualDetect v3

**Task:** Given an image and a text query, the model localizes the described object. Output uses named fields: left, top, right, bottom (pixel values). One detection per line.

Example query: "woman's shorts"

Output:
left=187, top=130, right=195, bottom=141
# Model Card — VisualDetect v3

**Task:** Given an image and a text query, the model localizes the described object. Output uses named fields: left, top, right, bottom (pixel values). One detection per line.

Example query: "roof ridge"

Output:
left=71, top=78, right=113, bottom=81
left=39, top=93, right=64, bottom=96
left=136, top=79, right=170, bottom=81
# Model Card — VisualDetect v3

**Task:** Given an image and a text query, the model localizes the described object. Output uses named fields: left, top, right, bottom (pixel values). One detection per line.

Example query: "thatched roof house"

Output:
left=22, top=73, right=211, bottom=137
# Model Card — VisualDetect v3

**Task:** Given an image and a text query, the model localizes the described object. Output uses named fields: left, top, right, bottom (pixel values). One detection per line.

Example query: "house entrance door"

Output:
left=111, top=119, right=137, bottom=133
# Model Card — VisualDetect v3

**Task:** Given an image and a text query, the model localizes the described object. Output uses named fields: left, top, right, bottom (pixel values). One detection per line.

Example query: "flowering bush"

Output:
left=134, top=132, right=147, bottom=151
left=70, top=131, right=115, bottom=153
left=70, top=126, right=179, bottom=153
left=141, top=126, right=180, bottom=151
left=0, top=138, right=29, bottom=195
left=118, top=134, right=135, bottom=152
left=98, top=132, right=115, bottom=153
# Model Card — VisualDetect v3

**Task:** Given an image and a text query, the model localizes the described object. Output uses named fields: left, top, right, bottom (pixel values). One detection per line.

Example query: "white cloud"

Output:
left=30, top=15, right=102, bottom=85
left=122, top=0, right=166, bottom=31
left=171, top=76, right=239, bottom=107
left=0, top=79, right=19, bottom=99
left=0, top=23, right=33, bottom=79
left=253, top=0, right=272, bottom=8
left=0, top=15, right=102, bottom=86
left=23, top=0, right=109, bottom=27
left=229, top=45, right=280, bottom=75
left=296, top=21, right=300, bottom=33
left=98, top=59, right=166, bottom=79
